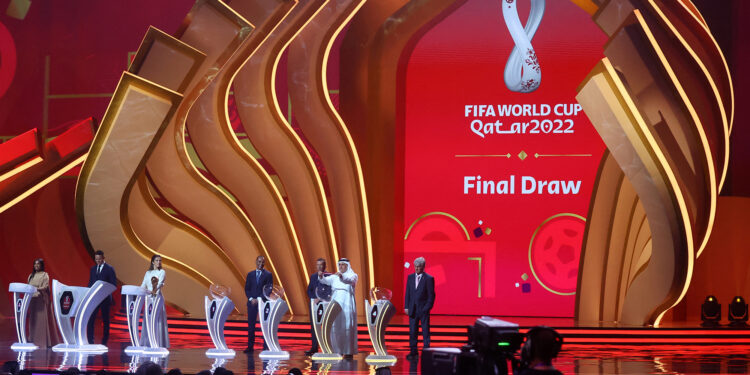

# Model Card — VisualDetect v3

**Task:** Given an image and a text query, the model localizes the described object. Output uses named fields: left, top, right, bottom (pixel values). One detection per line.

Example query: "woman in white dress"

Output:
left=319, top=258, right=358, bottom=357
left=139, top=254, right=169, bottom=347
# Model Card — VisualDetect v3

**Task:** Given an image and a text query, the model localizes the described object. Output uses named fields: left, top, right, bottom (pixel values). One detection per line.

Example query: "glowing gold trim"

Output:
left=403, top=211, right=470, bottom=241
left=311, top=0, right=374, bottom=293
left=632, top=10, right=716, bottom=261
left=467, top=257, right=482, bottom=298
left=645, top=0, right=727, bottom=229
left=569, top=0, right=599, bottom=15
left=76, top=71, right=217, bottom=314
left=455, top=154, right=511, bottom=158
left=675, top=0, right=734, bottom=134
left=134, top=174, right=246, bottom=289
left=196, top=0, right=305, bottom=313
left=266, top=0, right=340, bottom=265
left=0, top=154, right=85, bottom=214
left=0, top=156, right=42, bottom=183
left=598, top=57, right=694, bottom=327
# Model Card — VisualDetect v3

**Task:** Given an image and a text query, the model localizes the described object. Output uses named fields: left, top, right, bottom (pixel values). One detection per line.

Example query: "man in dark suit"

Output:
left=404, top=256, right=435, bottom=360
left=244, top=255, right=272, bottom=353
left=305, top=258, right=331, bottom=356
left=87, top=250, right=117, bottom=345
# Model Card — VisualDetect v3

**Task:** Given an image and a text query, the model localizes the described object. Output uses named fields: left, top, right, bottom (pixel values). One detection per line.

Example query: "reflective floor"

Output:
left=4, top=317, right=750, bottom=374
left=8, top=342, right=750, bottom=374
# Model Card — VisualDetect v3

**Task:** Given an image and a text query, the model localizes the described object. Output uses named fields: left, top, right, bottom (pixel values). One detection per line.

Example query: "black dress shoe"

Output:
left=304, top=349, right=316, bottom=356
left=343, top=354, right=354, bottom=360
left=406, top=352, right=419, bottom=360
left=243, top=347, right=254, bottom=353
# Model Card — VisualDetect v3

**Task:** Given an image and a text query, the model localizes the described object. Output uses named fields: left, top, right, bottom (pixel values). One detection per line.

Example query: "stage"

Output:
left=4, top=315, right=750, bottom=374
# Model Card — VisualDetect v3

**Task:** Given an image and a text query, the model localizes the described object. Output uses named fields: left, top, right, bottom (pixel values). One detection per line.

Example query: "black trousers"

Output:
left=409, top=311, right=430, bottom=354
left=87, top=299, right=111, bottom=345
left=309, top=302, right=319, bottom=351
left=247, top=301, right=267, bottom=349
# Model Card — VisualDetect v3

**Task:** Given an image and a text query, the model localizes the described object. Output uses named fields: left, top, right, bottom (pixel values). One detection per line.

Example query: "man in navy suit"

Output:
left=305, top=258, right=331, bottom=356
left=87, top=250, right=117, bottom=345
left=404, top=257, right=435, bottom=360
left=245, top=255, right=272, bottom=353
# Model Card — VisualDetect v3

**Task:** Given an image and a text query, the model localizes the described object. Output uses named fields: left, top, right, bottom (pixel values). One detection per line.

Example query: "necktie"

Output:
left=98, top=265, right=102, bottom=274
left=416, top=274, right=421, bottom=288
left=256, top=270, right=260, bottom=283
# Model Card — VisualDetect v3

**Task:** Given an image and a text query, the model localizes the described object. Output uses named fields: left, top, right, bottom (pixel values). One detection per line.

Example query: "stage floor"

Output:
left=3, top=317, right=750, bottom=374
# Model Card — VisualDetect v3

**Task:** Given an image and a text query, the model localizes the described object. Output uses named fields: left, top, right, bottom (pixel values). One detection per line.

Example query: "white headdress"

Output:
left=338, top=258, right=357, bottom=279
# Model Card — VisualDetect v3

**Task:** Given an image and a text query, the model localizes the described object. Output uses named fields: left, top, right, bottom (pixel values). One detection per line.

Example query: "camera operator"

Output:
left=514, top=326, right=563, bottom=375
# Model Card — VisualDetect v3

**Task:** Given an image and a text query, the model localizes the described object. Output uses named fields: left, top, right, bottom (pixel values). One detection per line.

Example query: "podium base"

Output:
left=52, top=344, right=108, bottom=353
left=259, top=350, right=289, bottom=360
left=366, top=354, right=397, bottom=365
left=124, top=346, right=148, bottom=355
left=11, top=343, right=38, bottom=351
left=142, top=347, right=169, bottom=356
left=312, top=352, right=342, bottom=362
left=206, top=348, right=236, bottom=357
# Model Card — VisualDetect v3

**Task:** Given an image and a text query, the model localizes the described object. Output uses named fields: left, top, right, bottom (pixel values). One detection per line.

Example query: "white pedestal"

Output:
left=142, top=293, right=169, bottom=356
left=122, top=285, right=149, bottom=355
left=258, top=297, right=289, bottom=360
left=365, top=299, right=397, bottom=365
left=51, top=279, right=115, bottom=354
left=9, top=283, right=39, bottom=351
left=311, top=299, right=343, bottom=362
left=205, top=295, right=235, bottom=357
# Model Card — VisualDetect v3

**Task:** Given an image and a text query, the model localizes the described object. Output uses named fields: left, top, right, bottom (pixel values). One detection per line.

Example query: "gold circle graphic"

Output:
left=527, top=212, right=586, bottom=296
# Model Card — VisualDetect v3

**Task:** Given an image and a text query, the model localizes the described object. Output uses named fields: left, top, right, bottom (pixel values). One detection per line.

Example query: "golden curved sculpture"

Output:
left=576, top=0, right=732, bottom=326
left=74, top=0, right=730, bottom=324
left=77, top=0, right=362, bottom=316
left=74, top=71, right=218, bottom=313
left=184, top=0, right=313, bottom=314
left=232, top=0, right=340, bottom=280
left=286, top=0, right=374, bottom=308
left=124, top=26, right=247, bottom=313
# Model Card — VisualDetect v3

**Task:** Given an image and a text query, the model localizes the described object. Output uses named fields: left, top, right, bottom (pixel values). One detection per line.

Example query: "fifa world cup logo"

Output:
left=502, top=0, right=545, bottom=93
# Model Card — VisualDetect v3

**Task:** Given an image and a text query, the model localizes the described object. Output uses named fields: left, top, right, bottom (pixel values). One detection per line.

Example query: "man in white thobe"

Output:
left=319, top=258, right=358, bottom=357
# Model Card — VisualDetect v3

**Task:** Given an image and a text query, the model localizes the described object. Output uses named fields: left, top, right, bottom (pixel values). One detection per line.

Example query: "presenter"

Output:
left=305, top=258, right=330, bottom=356
left=319, top=258, right=358, bottom=358
left=139, top=254, right=169, bottom=347
left=244, top=255, right=272, bottom=353
left=404, top=257, right=435, bottom=360
left=27, top=258, right=58, bottom=347
left=87, top=250, right=117, bottom=345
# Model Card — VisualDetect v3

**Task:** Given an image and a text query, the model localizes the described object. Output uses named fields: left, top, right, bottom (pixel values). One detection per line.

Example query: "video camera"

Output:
left=422, top=317, right=525, bottom=375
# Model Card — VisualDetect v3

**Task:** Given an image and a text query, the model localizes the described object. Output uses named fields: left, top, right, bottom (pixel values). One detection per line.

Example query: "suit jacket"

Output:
left=404, top=272, right=435, bottom=318
left=307, top=273, right=331, bottom=299
left=89, top=263, right=116, bottom=303
left=245, top=269, right=273, bottom=303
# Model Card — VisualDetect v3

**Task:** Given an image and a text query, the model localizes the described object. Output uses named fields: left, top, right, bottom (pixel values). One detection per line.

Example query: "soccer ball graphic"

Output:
left=528, top=214, right=585, bottom=295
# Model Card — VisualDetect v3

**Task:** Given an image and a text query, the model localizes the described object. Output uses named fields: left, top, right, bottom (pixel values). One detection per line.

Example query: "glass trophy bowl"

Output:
left=315, top=283, right=332, bottom=302
left=263, top=285, right=285, bottom=301
left=370, top=287, right=393, bottom=302
left=209, top=284, right=231, bottom=299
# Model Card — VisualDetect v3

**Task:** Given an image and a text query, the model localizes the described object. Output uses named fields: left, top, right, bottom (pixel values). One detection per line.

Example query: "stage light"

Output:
left=701, top=295, right=721, bottom=327
left=728, top=296, right=748, bottom=327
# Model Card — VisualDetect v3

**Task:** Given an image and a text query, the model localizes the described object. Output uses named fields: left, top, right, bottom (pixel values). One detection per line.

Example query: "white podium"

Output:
left=311, top=284, right=343, bottom=362
left=121, top=285, right=149, bottom=354
left=205, top=284, right=235, bottom=357
left=258, top=285, right=289, bottom=360
left=51, top=279, right=116, bottom=353
left=365, top=287, right=397, bottom=365
left=142, top=293, right=169, bottom=356
left=9, top=283, right=38, bottom=351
